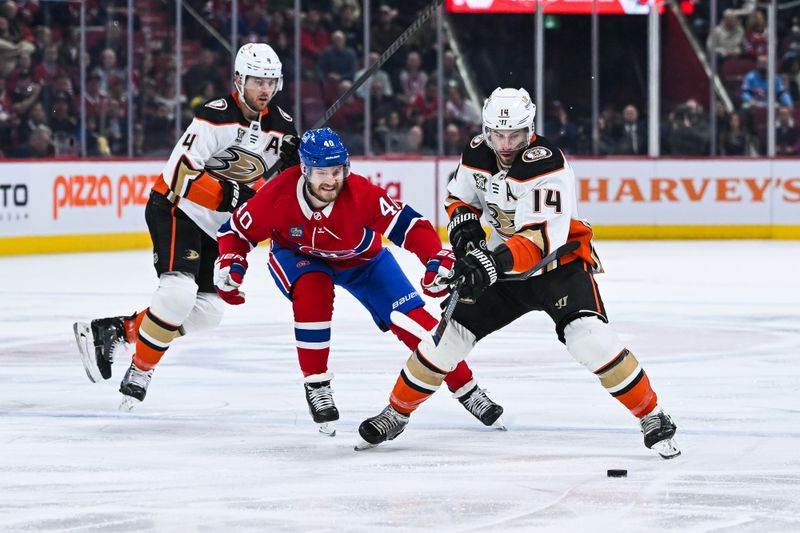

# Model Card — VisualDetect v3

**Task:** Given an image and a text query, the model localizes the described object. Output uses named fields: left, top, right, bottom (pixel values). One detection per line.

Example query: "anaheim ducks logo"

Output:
left=486, top=203, right=516, bottom=238
left=205, top=98, right=227, bottom=110
left=522, top=146, right=552, bottom=163
left=205, top=147, right=266, bottom=183
left=470, top=134, right=484, bottom=148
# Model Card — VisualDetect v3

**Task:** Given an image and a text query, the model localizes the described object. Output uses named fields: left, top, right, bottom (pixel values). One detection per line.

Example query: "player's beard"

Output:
left=242, top=90, right=272, bottom=114
left=307, top=180, right=343, bottom=204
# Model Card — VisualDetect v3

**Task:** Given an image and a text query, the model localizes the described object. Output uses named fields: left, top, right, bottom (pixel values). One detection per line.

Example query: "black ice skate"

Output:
left=455, top=384, right=506, bottom=430
left=119, top=362, right=154, bottom=411
left=640, top=406, right=681, bottom=459
left=73, top=314, right=132, bottom=382
left=355, top=405, right=410, bottom=451
left=304, top=377, right=339, bottom=436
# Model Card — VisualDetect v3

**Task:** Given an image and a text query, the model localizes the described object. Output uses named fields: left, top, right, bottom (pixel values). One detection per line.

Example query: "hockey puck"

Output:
left=607, top=469, right=627, bottom=477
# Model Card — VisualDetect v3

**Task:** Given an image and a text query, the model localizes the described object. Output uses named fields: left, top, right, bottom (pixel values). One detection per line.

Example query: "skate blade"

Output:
left=318, top=422, right=336, bottom=437
left=652, top=438, right=681, bottom=459
left=73, top=322, right=101, bottom=383
left=354, top=438, right=379, bottom=451
left=119, top=395, right=142, bottom=412
left=491, top=417, right=507, bottom=431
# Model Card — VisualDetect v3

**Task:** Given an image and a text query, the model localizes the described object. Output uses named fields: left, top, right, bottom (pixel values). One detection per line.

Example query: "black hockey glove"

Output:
left=278, top=134, right=300, bottom=170
left=452, top=248, right=500, bottom=302
left=447, top=207, right=486, bottom=259
left=217, top=181, right=256, bottom=212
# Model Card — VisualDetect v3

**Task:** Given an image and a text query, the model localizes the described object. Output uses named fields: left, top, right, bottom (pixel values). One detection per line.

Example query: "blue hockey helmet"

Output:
left=299, top=128, right=350, bottom=177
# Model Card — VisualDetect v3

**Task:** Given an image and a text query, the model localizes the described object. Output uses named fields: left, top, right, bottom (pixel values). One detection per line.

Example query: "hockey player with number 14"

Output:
left=357, top=88, right=680, bottom=459
left=73, top=43, right=299, bottom=409
left=215, top=128, right=504, bottom=436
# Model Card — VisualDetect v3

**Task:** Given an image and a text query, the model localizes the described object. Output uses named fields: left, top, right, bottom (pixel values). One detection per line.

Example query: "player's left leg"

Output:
left=338, top=249, right=504, bottom=427
left=543, top=261, right=679, bottom=459
left=268, top=243, right=339, bottom=435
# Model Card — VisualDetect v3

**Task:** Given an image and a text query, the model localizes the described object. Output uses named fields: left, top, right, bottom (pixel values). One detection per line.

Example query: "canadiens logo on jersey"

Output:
left=205, top=146, right=267, bottom=183
left=290, top=226, right=304, bottom=237
left=522, top=146, right=552, bottom=163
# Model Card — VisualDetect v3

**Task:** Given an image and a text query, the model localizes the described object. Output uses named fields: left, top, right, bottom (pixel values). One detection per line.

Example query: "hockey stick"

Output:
left=390, top=240, right=581, bottom=346
left=264, top=0, right=444, bottom=180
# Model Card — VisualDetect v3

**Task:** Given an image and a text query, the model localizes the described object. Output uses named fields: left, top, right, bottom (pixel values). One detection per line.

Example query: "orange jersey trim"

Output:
left=445, top=200, right=481, bottom=218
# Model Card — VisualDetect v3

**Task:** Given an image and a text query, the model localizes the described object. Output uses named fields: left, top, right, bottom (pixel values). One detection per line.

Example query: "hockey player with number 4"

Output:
left=357, top=87, right=680, bottom=459
left=214, top=127, right=504, bottom=436
left=72, top=43, right=300, bottom=410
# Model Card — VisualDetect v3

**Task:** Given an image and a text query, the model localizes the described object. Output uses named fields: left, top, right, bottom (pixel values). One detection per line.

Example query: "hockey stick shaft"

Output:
left=263, top=0, right=444, bottom=180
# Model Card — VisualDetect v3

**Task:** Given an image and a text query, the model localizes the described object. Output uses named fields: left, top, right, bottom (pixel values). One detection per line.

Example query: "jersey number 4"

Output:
left=532, top=189, right=562, bottom=214
left=379, top=196, right=400, bottom=216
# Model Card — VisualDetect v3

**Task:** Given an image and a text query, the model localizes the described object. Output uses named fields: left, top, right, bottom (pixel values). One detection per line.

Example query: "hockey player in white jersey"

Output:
left=357, top=87, right=680, bottom=459
left=73, top=43, right=299, bottom=409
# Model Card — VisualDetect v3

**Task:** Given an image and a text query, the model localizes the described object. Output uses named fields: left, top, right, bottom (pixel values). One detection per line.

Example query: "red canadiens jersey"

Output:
left=218, top=166, right=442, bottom=270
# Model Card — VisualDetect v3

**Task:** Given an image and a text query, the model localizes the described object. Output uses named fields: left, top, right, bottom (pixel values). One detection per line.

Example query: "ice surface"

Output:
left=1, top=241, right=799, bottom=532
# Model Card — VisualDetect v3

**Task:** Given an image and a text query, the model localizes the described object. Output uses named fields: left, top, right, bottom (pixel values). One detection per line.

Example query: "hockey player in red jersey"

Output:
left=357, top=88, right=680, bottom=459
left=73, top=43, right=300, bottom=410
left=215, top=127, right=504, bottom=436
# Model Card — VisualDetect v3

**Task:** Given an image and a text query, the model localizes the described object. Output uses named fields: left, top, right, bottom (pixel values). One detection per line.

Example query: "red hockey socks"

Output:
left=292, top=272, right=335, bottom=377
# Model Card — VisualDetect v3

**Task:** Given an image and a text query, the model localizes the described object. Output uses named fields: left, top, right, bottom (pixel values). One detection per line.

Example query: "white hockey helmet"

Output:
left=234, top=43, right=283, bottom=94
left=482, top=87, right=536, bottom=152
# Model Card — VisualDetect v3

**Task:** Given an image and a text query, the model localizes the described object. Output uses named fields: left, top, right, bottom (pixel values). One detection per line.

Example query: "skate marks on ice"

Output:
left=1, top=242, right=800, bottom=531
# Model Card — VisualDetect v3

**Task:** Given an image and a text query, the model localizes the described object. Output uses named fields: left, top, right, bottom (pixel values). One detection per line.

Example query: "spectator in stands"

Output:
left=31, top=25, right=51, bottom=63
left=104, top=99, right=127, bottom=155
left=443, top=122, right=463, bottom=156
left=17, top=124, right=53, bottom=158
left=189, top=81, right=217, bottom=111
left=398, top=50, right=428, bottom=104
left=355, top=51, right=393, bottom=100
left=5, top=50, right=32, bottom=93
left=406, top=78, right=438, bottom=130
left=372, top=5, right=403, bottom=65
left=776, top=105, right=800, bottom=155
left=596, top=114, right=618, bottom=155
left=544, top=100, right=578, bottom=154
left=49, top=93, right=77, bottom=140
left=92, top=48, right=125, bottom=94
left=707, top=9, right=744, bottom=61
left=10, top=66, right=40, bottom=120
left=742, top=9, right=767, bottom=59
left=317, top=30, right=357, bottom=83
left=328, top=79, right=364, bottom=133
left=238, top=4, right=269, bottom=45
left=17, top=100, right=47, bottom=147
left=0, top=76, right=17, bottom=152
left=142, top=102, right=173, bottom=156
left=57, top=27, right=80, bottom=76
left=373, top=109, right=403, bottom=154
left=741, top=55, right=793, bottom=108
left=332, top=1, right=362, bottom=55
left=184, top=50, right=219, bottom=101
left=781, top=56, right=800, bottom=104
left=1, top=2, right=33, bottom=46
left=615, top=104, right=647, bottom=155
left=668, top=98, right=710, bottom=155
left=445, top=83, right=480, bottom=131
left=369, top=77, right=400, bottom=127
left=720, top=111, right=750, bottom=155
left=33, top=44, right=62, bottom=87
left=442, top=50, right=464, bottom=90
left=400, top=124, right=433, bottom=155
left=0, top=15, right=35, bottom=77
left=301, top=9, right=330, bottom=61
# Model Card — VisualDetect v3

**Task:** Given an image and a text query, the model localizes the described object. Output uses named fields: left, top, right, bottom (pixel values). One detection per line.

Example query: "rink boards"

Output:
left=1, top=157, right=798, bottom=254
